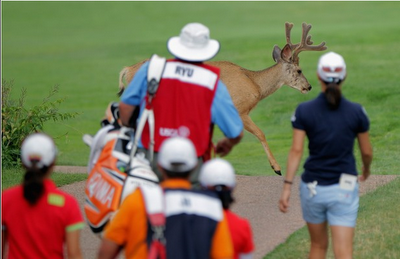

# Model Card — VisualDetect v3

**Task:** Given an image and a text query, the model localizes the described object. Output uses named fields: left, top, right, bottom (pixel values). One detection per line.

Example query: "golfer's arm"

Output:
left=228, top=131, right=243, bottom=146
left=98, top=238, right=122, bottom=259
left=357, top=131, right=373, bottom=170
left=66, top=229, right=83, bottom=259
left=285, top=129, right=305, bottom=183
left=119, top=102, right=137, bottom=127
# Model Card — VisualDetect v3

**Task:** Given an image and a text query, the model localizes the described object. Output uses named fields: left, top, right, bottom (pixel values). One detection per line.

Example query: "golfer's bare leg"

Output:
left=307, top=221, right=329, bottom=259
left=331, top=225, right=354, bottom=259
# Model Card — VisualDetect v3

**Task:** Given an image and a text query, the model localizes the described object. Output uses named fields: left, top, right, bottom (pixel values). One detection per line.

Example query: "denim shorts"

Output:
left=300, top=180, right=359, bottom=227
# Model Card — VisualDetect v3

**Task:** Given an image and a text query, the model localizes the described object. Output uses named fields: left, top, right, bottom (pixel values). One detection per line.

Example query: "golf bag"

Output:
left=84, top=54, right=166, bottom=235
left=83, top=121, right=159, bottom=234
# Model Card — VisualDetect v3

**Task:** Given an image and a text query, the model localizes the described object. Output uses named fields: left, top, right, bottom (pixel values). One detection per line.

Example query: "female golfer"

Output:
left=279, top=52, right=373, bottom=258
left=2, top=133, right=85, bottom=259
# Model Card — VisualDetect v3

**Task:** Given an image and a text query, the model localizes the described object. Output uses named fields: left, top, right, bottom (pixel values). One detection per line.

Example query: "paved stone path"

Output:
left=57, top=166, right=397, bottom=259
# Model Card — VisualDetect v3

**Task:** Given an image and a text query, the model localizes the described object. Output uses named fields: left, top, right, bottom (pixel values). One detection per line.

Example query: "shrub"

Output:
left=1, top=80, right=80, bottom=168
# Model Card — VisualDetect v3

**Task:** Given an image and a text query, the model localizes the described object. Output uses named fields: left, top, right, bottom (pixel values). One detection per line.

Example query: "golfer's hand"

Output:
left=279, top=189, right=291, bottom=213
left=215, top=138, right=233, bottom=157
left=359, top=166, right=370, bottom=182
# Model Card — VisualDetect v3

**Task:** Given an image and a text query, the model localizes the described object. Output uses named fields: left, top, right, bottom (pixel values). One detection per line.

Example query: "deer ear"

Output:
left=281, top=44, right=293, bottom=62
left=272, top=45, right=282, bottom=62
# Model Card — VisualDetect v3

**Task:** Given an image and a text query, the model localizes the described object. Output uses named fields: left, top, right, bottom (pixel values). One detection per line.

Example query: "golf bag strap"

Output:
left=130, top=55, right=166, bottom=162
left=140, top=185, right=166, bottom=259
left=130, top=108, right=155, bottom=161
left=147, top=54, right=167, bottom=101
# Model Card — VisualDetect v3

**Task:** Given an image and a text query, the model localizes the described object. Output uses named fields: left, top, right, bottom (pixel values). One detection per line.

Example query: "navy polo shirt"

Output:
left=146, top=188, right=223, bottom=259
left=292, top=93, right=369, bottom=185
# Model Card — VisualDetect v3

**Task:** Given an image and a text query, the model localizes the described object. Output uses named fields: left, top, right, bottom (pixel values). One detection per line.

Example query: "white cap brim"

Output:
left=167, top=36, right=220, bottom=62
left=157, top=137, right=198, bottom=172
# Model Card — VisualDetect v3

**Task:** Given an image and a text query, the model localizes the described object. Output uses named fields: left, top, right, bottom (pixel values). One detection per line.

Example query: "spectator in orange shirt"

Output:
left=200, top=158, right=255, bottom=259
left=98, top=137, right=233, bottom=259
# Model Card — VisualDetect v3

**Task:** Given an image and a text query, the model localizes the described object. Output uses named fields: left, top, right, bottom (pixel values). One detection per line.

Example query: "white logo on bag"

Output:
left=87, top=172, right=115, bottom=208
left=160, top=126, right=190, bottom=137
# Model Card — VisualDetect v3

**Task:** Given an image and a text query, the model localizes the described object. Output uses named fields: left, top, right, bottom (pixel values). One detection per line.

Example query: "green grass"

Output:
left=2, top=2, right=400, bottom=176
left=2, top=2, right=400, bottom=257
left=1, top=168, right=87, bottom=190
left=265, top=177, right=400, bottom=259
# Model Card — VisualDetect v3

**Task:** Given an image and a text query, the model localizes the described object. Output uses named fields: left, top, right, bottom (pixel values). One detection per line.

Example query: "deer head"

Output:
left=272, top=22, right=327, bottom=94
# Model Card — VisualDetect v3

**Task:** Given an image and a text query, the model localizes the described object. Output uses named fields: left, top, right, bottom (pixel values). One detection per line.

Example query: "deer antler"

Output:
left=285, top=22, right=327, bottom=64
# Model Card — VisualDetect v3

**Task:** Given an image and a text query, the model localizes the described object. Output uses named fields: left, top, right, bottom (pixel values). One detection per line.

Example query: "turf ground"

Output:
left=2, top=1, right=400, bottom=177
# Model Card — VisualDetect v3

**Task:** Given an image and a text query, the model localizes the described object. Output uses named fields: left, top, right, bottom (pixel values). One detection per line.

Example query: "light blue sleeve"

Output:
left=211, top=80, right=243, bottom=138
left=120, top=61, right=150, bottom=106
left=120, top=61, right=150, bottom=149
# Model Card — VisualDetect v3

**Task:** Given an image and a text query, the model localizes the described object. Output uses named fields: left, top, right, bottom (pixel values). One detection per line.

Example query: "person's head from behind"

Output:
left=199, top=158, right=236, bottom=209
left=167, top=22, right=220, bottom=62
left=157, top=137, right=198, bottom=179
left=21, top=133, right=57, bottom=205
left=317, top=52, right=347, bottom=110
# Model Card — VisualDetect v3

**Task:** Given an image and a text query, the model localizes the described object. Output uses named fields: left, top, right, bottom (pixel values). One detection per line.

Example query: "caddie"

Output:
left=118, top=22, right=244, bottom=186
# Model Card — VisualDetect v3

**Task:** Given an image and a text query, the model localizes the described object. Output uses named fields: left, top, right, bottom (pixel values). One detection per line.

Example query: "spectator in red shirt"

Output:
left=2, top=133, right=85, bottom=259
left=200, top=158, right=255, bottom=259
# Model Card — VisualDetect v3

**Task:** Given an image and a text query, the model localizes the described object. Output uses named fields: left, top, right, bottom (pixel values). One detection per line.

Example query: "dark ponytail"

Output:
left=23, top=160, right=49, bottom=205
left=324, top=82, right=342, bottom=110
left=214, top=185, right=234, bottom=210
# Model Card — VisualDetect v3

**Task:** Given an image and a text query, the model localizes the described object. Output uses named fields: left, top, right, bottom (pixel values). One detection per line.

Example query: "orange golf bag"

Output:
left=84, top=125, right=159, bottom=234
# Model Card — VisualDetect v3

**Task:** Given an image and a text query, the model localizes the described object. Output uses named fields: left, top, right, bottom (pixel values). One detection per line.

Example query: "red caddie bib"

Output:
left=141, top=59, right=219, bottom=156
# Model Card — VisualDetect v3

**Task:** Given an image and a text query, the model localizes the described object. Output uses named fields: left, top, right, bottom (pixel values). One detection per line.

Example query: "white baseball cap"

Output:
left=157, top=137, right=198, bottom=172
left=167, top=23, right=220, bottom=62
left=199, top=158, right=236, bottom=189
left=21, top=133, right=57, bottom=168
left=317, top=52, right=347, bottom=83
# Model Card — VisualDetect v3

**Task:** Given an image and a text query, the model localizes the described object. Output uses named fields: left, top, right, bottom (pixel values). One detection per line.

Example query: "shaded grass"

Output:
left=264, top=177, right=400, bottom=258
left=1, top=167, right=87, bottom=190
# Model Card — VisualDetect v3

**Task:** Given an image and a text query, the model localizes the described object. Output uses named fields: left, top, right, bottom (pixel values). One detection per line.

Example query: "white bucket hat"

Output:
left=21, top=133, right=57, bottom=168
left=157, top=137, right=197, bottom=172
left=167, top=23, right=220, bottom=62
left=199, top=158, right=236, bottom=189
left=317, top=52, right=347, bottom=83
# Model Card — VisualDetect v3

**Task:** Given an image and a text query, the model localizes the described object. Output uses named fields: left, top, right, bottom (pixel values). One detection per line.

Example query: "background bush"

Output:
left=1, top=80, right=79, bottom=168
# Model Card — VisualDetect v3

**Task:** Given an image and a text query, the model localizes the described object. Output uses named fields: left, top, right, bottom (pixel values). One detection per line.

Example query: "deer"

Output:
left=116, top=22, right=327, bottom=176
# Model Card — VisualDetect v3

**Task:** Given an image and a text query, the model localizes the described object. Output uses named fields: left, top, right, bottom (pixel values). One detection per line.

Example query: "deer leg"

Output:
left=241, top=114, right=282, bottom=175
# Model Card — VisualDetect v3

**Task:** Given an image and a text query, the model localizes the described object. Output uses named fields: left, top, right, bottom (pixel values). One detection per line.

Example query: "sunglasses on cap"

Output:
left=322, top=66, right=344, bottom=73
